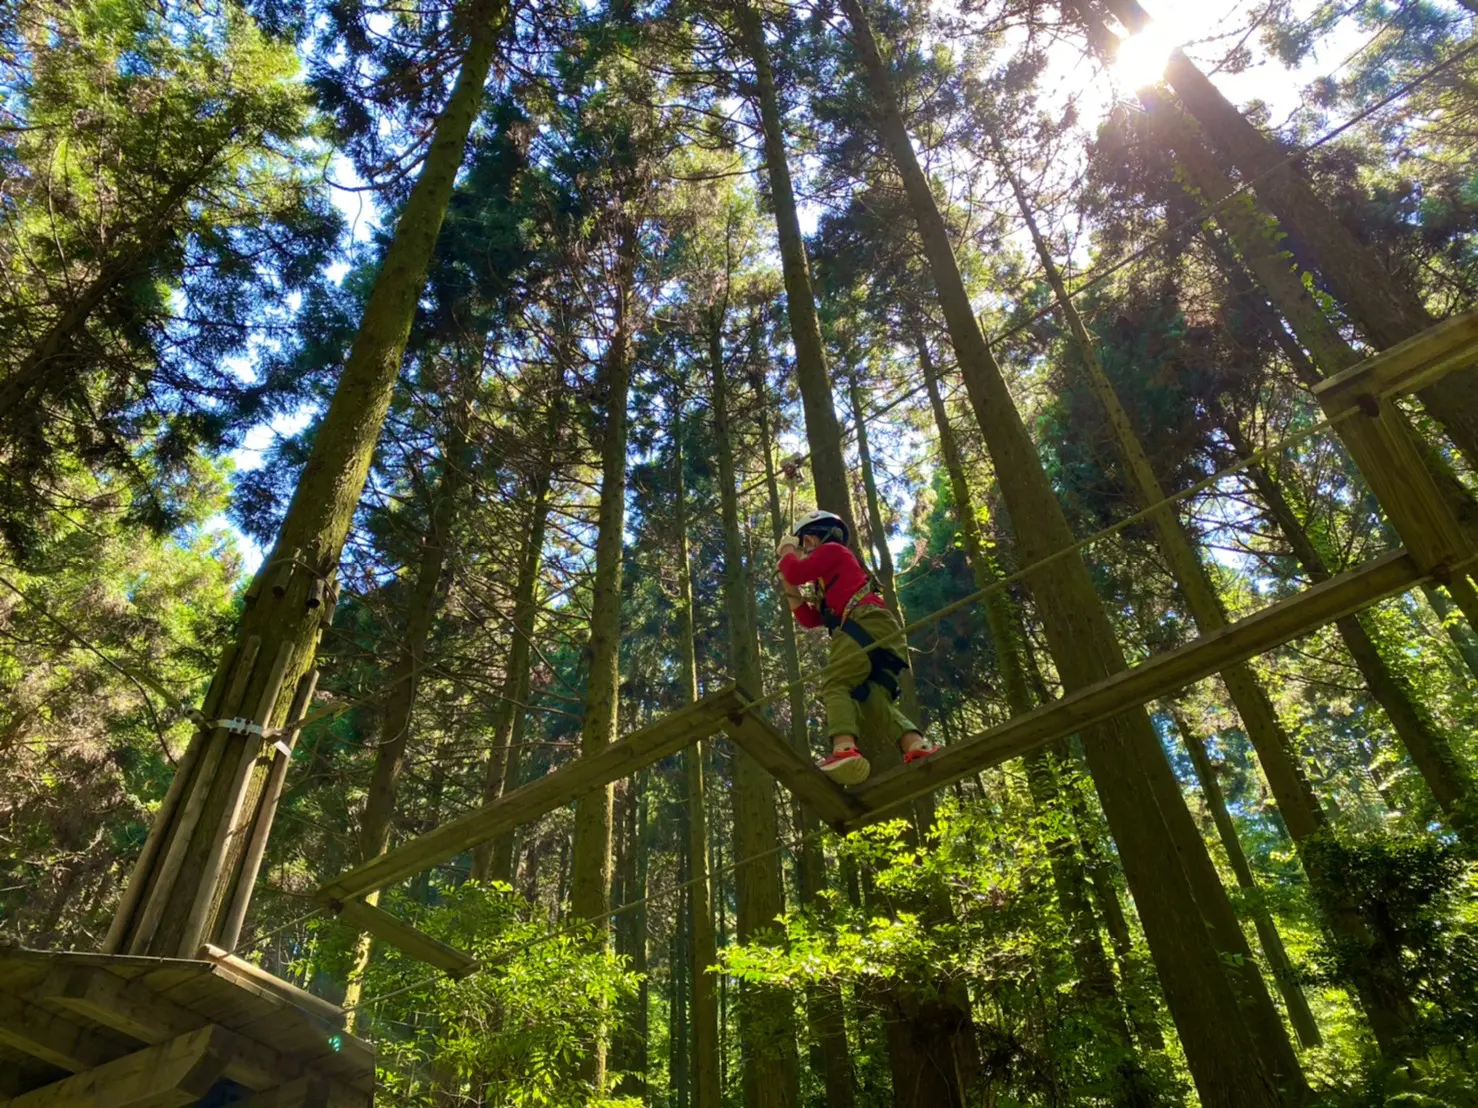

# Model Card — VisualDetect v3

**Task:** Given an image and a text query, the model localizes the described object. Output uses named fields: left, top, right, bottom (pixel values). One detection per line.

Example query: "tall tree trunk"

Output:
left=1226, top=434, right=1478, bottom=846
left=673, top=398, right=723, bottom=1108
left=838, top=4, right=1300, bottom=1102
left=613, top=776, right=650, bottom=1099
left=757, top=393, right=859, bottom=1108
left=571, top=223, right=638, bottom=1092
left=849, top=378, right=900, bottom=614
left=103, top=0, right=507, bottom=959
left=1001, top=149, right=1410, bottom=1054
left=733, top=0, right=858, bottom=538
left=670, top=897, right=691, bottom=1108
left=1167, top=707, right=1322, bottom=1048
left=848, top=377, right=925, bottom=729
left=1146, top=92, right=1478, bottom=629
left=1100, top=0, right=1478, bottom=466
left=919, top=332, right=1147, bottom=1098
left=1422, top=584, right=1478, bottom=681
left=342, top=426, right=467, bottom=1026
left=709, top=323, right=802, bottom=1108
left=472, top=399, right=562, bottom=883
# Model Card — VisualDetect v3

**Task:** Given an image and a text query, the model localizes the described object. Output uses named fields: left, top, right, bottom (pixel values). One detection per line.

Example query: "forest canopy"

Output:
left=2, top=0, right=1478, bottom=1105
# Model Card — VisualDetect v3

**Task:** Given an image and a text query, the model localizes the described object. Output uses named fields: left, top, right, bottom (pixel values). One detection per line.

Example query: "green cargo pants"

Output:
left=823, top=605, right=919, bottom=745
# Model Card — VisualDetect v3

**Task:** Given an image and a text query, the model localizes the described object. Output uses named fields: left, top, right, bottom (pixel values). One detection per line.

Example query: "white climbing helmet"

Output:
left=791, top=509, right=850, bottom=546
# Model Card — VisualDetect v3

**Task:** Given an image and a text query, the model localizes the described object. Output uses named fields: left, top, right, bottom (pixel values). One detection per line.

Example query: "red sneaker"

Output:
left=902, top=743, right=938, bottom=765
left=818, top=747, right=871, bottom=786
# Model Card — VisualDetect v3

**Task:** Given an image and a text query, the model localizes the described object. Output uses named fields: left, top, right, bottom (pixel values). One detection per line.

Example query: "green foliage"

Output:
left=348, top=883, right=641, bottom=1107
left=0, top=460, right=239, bottom=943
left=1303, top=830, right=1478, bottom=1056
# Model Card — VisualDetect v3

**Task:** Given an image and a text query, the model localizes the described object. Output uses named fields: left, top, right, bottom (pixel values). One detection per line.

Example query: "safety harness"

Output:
left=814, top=567, right=909, bottom=704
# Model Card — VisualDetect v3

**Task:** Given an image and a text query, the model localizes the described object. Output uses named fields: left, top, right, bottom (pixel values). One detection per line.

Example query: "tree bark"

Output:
left=670, top=894, right=691, bottom=1108
left=471, top=399, right=561, bottom=884
left=342, top=424, right=467, bottom=1026
left=734, top=0, right=858, bottom=538
left=1003, top=148, right=1403, bottom=1061
left=612, top=775, right=649, bottom=1098
left=571, top=222, right=637, bottom=1092
left=757, top=394, right=859, bottom=1108
left=919, top=332, right=1148, bottom=1100
left=848, top=377, right=926, bottom=730
left=103, top=0, right=508, bottom=959
left=1227, top=442, right=1477, bottom=843
left=839, top=4, right=1299, bottom=1102
left=1167, top=707, right=1322, bottom=1048
left=710, top=324, right=802, bottom=1108
left=674, top=396, right=723, bottom=1108
left=1149, top=94, right=1478, bottom=629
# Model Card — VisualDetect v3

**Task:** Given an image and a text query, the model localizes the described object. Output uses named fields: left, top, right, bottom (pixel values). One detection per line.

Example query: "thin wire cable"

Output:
left=227, top=906, right=326, bottom=957
left=755, top=38, right=1478, bottom=494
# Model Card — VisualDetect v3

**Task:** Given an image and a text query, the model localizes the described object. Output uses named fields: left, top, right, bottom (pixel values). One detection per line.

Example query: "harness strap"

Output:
left=838, top=617, right=908, bottom=703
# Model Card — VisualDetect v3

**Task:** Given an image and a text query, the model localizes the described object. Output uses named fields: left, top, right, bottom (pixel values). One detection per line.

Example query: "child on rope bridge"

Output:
left=777, top=509, right=937, bottom=786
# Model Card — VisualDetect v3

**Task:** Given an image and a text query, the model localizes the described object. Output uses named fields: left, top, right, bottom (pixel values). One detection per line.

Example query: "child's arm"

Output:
left=778, top=541, right=823, bottom=628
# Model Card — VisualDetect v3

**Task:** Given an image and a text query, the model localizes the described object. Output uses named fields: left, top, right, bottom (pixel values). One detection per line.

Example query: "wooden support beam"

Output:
left=327, top=900, right=476, bottom=979
left=196, top=947, right=345, bottom=1029
left=1315, top=308, right=1478, bottom=417
left=847, top=550, right=1428, bottom=826
left=0, top=992, right=125, bottom=1073
left=318, top=685, right=745, bottom=903
left=721, top=701, right=863, bottom=828
left=30, top=966, right=288, bottom=1089
left=0, top=1025, right=234, bottom=1108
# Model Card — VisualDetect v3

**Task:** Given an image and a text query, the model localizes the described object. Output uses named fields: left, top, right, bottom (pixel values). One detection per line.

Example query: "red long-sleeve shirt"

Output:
left=778, top=542, right=883, bottom=629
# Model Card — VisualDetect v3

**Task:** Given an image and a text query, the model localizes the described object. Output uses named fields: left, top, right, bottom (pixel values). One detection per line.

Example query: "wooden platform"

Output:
left=0, top=947, right=373, bottom=1106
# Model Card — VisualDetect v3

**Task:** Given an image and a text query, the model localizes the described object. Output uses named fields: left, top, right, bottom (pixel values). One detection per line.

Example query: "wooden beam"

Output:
left=1315, top=309, right=1478, bottom=416
left=318, top=685, right=744, bottom=903
left=0, top=992, right=126, bottom=1073
left=0, top=1024, right=233, bottom=1108
left=30, top=966, right=288, bottom=1090
left=847, top=550, right=1427, bottom=826
left=196, top=947, right=345, bottom=1029
left=328, top=900, right=477, bottom=979
left=721, top=702, right=863, bottom=828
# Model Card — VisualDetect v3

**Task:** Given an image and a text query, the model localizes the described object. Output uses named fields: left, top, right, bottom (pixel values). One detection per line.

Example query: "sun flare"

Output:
left=1112, top=23, right=1180, bottom=89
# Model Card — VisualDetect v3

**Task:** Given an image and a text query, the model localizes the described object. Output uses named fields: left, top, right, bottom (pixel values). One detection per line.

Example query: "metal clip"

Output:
left=215, top=717, right=266, bottom=737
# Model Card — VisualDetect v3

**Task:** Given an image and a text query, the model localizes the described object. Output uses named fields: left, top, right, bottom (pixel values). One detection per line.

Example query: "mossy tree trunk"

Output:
left=838, top=2, right=1302, bottom=1101
left=1146, top=92, right=1478, bottom=626
left=1223, top=428, right=1478, bottom=847
left=103, top=0, right=507, bottom=960
left=612, top=775, right=650, bottom=1098
left=848, top=376, right=925, bottom=729
left=918, top=332, right=1146, bottom=1087
left=1001, top=150, right=1409, bottom=1052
